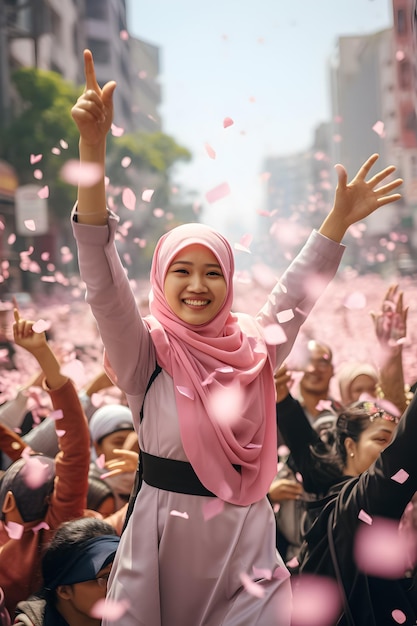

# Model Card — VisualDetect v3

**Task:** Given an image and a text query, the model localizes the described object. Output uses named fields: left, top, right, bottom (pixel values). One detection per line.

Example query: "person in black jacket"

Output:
left=283, top=396, right=417, bottom=625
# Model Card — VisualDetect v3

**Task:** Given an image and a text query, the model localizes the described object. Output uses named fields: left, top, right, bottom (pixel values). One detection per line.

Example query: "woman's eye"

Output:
left=173, top=268, right=188, bottom=274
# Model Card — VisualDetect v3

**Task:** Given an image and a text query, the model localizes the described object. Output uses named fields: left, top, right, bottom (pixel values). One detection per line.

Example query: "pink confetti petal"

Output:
left=37, top=185, right=49, bottom=199
left=141, top=189, right=154, bottom=202
left=23, top=457, right=53, bottom=489
left=60, top=160, right=103, bottom=187
left=392, top=609, right=407, bottom=624
left=291, top=574, right=341, bottom=626
left=56, top=429, right=66, bottom=437
left=32, top=319, right=51, bottom=333
left=205, top=182, right=231, bottom=204
left=252, top=566, right=272, bottom=580
left=343, top=291, right=367, bottom=310
left=223, top=117, right=234, bottom=128
left=234, top=243, right=251, bottom=254
left=354, top=517, right=411, bottom=578
left=49, top=409, right=63, bottom=421
left=111, top=123, right=125, bottom=137
left=277, top=309, right=294, bottom=323
left=153, top=208, right=164, bottom=218
left=122, top=188, right=136, bottom=211
left=170, top=510, right=189, bottom=519
left=262, top=324, right=287, bottom=345
left=176, top=386, right=195, bottom=400
left=33, top=169, right=43, bottom=180
left=391, top=469, right=409, bottom=484
left=30, top=154, right=42, bottom=164
left=372, top=120, right=385, bottom=137
left=24, top=220, right=36, bottom=232
left=202, top=497, right=224, bottom=521
left=204, top=142, right=216, bottom=159
left=90, top=598, right=129, bottom=621
left=96, top=454, right=106, bottom=469
left=5, top=521, right=24, bottom=540
left=239, top=572, right=265, bottom=598
left=358, top=509, right=373, bottom=525
left=32, top=521, right=50, bottom=533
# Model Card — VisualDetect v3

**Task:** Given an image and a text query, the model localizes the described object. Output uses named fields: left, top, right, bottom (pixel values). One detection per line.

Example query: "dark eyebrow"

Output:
left=170, top=260, right=222, bottom=269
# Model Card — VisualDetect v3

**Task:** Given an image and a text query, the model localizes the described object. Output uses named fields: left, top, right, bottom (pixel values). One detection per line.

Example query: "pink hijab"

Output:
left=145, top=223, right=277, bottom=506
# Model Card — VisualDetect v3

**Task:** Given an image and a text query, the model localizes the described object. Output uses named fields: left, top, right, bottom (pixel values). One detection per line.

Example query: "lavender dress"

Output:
left=73, top=212, right=344, bottom=626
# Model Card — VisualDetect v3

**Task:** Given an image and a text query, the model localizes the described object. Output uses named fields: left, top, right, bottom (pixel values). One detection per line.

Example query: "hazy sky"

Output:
left=125, top=0, right=393, bottom=232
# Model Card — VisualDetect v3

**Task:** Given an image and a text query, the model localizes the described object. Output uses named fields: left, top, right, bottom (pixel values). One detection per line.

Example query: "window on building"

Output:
left=86, top=0, right=108, bottom=20
left=87, top=38, right=111, bottom=64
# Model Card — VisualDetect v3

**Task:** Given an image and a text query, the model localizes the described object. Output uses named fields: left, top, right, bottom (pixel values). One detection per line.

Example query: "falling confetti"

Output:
left=141, top=189, right=154, bottom=203
left=204, top=143, right=216, bottom=159
left=223, top=117, right=234, bottom=128
left=205, top=182, right=231, bottom=204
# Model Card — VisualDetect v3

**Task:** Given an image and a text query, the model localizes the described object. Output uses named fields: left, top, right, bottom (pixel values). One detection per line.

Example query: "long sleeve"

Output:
left=256, top=230, right=345, bottom=370
left=72, top=210, right=155, bottom=417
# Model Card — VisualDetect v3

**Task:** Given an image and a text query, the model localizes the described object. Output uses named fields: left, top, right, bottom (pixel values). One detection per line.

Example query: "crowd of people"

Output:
left=0, top=48, right=416, bottom=625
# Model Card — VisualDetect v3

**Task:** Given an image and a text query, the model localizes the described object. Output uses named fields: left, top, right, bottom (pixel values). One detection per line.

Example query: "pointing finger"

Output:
left=83, top=49, right=100, bottom=93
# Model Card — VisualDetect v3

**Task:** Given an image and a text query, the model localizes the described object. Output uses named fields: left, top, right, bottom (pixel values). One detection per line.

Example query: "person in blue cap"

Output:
left=14, top=517, right=120, bottom=626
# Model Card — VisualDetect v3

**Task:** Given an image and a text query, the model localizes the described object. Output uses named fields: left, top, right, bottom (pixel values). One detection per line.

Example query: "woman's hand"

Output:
left=274, top=364, right=292, bottom=403
left=371, top=284, right=407, bottom=349
left=71, top=49, right=116, bottom=147
left=104, top=449, right=139, bottom=478
left=319, top=154, right=403, bottom=242
left=269, top=477, right=303, bottom=503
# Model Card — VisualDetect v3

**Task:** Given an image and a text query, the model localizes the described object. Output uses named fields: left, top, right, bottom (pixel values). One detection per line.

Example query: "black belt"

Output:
left=141, top=451, right=241, bottom=497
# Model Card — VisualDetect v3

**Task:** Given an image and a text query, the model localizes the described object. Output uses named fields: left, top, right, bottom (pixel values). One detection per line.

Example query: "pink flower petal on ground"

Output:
left=141, top=189, right=154, bottom=202
left=223, top=117, right=234, bottom=128
left=392, top=609, right=407, bottom=624
left=391, top=469, right=409, bottom=484
left=239, top=572, right=265, bottom=598
left=205, top=182, right=231, bottom=204
left=262, top=324, right=287, bottom=345
left=5, top=521, right=24, bottom=540
left=170, top=510, right=189, bottom=519
left=60, top=160, right=103, bottom=187
left=291, top=574, right=341, bottom=626
left=277, top=309, right=294, bottom=323
left=32, top=319, right=51, bottom=333
left=30, top=154, right=42, bottom=164
left=90, top=598, right=129, bottom=621
left=204, top=143, right=216, bottom=159
left=354, top=517, right=411, bottom=578
left=38, top=185, right=49, bottom=199
left=24, top=220, right=36, bottom=232
left=32, top=521, right=50, bottom=533
left=176, top=386, right=195, bottom=400
left=202, top=497, right=224, bottom=521
left=121, top=188, right=136, bottom=211
left=358, top=509, right=373, bottom=525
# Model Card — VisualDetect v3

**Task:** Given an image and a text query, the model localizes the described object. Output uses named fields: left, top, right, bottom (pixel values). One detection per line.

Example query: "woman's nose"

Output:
left=189, top=273, right=207, bottom=291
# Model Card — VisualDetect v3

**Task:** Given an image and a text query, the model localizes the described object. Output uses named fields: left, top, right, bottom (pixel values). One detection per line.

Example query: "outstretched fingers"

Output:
left=353, top=153, right=380, bottom=180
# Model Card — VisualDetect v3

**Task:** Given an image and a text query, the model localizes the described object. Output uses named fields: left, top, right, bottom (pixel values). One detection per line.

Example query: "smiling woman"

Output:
left=163, top=244, right=227, bottom=325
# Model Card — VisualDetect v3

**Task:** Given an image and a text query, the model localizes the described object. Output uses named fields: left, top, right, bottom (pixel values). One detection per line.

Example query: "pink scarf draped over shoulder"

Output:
left=145, top=223, right=277, bottom=506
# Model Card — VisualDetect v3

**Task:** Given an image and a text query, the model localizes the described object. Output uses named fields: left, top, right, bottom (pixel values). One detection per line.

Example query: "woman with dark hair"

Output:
left=280, top=393, right=417, bottom=625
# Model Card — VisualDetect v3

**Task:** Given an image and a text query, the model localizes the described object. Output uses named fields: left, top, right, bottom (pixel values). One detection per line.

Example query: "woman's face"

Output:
left=348, top=374, right=377, bottom=403
left=164, top=244, right=227, bottom=325
left=94, top=429, right=134, bottom=462
left=346, top=418, right=397, bottom=475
